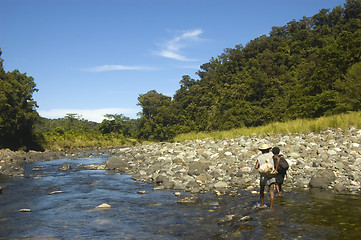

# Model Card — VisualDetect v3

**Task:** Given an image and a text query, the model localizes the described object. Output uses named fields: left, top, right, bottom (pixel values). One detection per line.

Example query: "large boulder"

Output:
left=309, top=169, right=336, bottom=189
left=188, top=161, right=209, bottom=176
left=105, top=156, right=128, bottom=171
left=155, top=175, right=169, bottom=185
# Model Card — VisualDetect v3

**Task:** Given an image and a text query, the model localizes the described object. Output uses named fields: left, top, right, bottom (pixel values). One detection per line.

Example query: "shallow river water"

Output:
left=0, top=156, right=360, bottom=240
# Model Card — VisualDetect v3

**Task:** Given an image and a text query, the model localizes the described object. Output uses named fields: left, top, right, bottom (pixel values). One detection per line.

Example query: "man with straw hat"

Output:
left=254, top=144, right=276, bottom=209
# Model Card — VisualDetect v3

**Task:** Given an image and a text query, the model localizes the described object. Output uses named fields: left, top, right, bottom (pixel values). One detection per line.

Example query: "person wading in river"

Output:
left=254, top=144, right=276, bottom=209
left=272, top=146, right=288, bottom=197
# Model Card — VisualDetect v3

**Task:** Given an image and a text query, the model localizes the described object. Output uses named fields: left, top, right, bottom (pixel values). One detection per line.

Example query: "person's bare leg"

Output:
left=276, top=184, right=281, bottom=196
left=279, top=183, right=283, bottom=196
left=260, top=185, right=265, bottom=207
left=269, top=184, right=275, bottom=209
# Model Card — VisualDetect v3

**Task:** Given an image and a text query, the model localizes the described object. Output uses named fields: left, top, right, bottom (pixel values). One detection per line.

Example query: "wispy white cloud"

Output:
left=38, top=108, right=140, bottom=122
left=87, top=65, right=156, bottom=72
left=155, top=29, right=203, bottom=61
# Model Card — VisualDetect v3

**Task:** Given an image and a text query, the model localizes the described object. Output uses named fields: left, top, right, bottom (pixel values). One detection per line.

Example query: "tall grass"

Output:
left=43, top=133, right=138, bottom=151
left=174, top=111, right=361, bottom=142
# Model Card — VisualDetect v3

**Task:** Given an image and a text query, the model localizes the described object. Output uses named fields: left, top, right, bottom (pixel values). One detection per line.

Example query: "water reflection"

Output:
left=0, top=157, right=360, bottom=239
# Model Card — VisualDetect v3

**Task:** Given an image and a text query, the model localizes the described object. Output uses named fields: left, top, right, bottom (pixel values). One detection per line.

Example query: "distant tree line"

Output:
left=1, top=0, right=360, bottom=150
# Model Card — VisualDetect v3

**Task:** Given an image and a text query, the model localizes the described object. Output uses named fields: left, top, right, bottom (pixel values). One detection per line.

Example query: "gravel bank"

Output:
left=105, top=127, right=361, bottom=194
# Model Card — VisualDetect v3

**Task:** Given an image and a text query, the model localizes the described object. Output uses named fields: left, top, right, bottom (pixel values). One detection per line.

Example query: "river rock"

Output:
left=59, top=163, right=72, bottom=171
left=96, top=203, right=112, bottom=209
left=309, top=169, right=336, bottom=189
left=105, top=156, right=128, bottom=171
left=214, top=181, right=229, bottom=189
left=196, top=173, right=211, bottom=184
left=218, top=214, right=237, bottom=225
left=177, top=195, right=199, bottom=204
left=49, top=190, right=64, bottom=195
left=334, top=183, right=347, bottom=192
left=188, top=161, right=210, bottom=176
left=19, top=208, right=32, bottom=212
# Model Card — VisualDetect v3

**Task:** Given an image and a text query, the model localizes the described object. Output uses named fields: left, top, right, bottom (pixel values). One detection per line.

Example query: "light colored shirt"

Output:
left=257, top=152, right=273, bottom=166
left=257, top=152, right=275, bottom=176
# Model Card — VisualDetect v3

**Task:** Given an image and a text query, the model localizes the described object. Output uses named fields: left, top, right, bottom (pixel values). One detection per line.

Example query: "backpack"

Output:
left=258, top=155, right=275, bottom=175
left=275, top=154, right=289, bottom=173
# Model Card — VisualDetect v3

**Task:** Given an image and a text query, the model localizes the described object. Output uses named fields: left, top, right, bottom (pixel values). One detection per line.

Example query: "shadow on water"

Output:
left=0, top=156, right=360, bottom=239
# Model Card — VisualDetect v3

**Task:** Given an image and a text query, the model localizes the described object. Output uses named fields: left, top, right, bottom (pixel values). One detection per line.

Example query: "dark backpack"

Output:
left=275, top=154, right=289, bottom=172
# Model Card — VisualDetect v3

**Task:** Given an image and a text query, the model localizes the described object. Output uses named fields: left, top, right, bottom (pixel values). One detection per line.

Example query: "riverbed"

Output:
left=0, top=156, right=360, bottom=239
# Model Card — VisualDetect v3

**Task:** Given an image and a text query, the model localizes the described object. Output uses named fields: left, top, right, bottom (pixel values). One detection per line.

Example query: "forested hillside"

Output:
left=136, top=0, right=361, bottom=140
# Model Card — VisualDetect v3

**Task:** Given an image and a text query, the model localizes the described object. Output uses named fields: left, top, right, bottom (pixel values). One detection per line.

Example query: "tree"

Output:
left=135, top=90, right=176, bottom=141
left=336, top=62, right=361, bottom=110
left=0, top=50, right=42, bottom=150
left=99, top=113, right=133, bottom=137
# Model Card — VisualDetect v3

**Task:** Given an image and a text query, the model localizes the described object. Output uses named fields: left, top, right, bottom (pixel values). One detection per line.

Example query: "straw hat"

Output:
left=258, top=144, right=271, bottom=150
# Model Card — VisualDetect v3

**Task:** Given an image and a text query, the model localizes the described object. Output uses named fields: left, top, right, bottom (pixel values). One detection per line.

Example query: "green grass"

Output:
left=43, top=133, right=139, bottom=151
left=174, top=111, right=361, bottom=142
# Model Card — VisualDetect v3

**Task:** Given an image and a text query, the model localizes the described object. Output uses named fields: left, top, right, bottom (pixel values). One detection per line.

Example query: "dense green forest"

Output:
left=0, top=53, right=42, bottom=150
left=1, top=0, right=360, bottom=150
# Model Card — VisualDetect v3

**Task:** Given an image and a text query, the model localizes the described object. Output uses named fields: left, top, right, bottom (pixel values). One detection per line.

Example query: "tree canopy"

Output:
left=0, top=50, right=42, bottom=150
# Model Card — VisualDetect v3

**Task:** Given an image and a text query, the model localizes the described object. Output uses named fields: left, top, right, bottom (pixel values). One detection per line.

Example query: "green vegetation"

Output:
left=0, top=50, right=42, bottom=151
left=37, top=114, right=138, bottom=151
left=174, top=111, right=361, bottom=141
left=1, top=0, right=361, bottom=150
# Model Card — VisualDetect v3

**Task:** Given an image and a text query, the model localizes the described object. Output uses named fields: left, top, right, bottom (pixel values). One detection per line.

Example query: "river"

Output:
left=0, top=155, right=360, bottom=239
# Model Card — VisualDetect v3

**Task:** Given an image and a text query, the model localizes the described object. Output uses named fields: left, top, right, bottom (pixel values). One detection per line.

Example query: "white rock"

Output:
left=240, top=167, right=251, bottom=172
left=19, top=209, right=31, bottom=212
left=327, top=150, right=337, bottom=156
left=290, top=152, right=300, bottom=158
left=96, top=203, right=111, bottom=209
left=352, top=143, right=360, bottom=148
left=49, top=190, right=64, bottom=195
left=214, top=181, right=229, bottom=188
left=355, top=158, right=361, bottom=165
left=118, top=147, right=130, bottom=152
left=224, top=151, right=233, bottom=156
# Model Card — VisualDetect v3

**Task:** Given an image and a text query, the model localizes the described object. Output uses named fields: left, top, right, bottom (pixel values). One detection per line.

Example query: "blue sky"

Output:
left=1, top=0, right=345, bottom=122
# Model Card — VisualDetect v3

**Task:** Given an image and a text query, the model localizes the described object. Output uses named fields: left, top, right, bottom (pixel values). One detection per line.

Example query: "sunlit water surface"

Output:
left=0, top=156, right=360, bottom=239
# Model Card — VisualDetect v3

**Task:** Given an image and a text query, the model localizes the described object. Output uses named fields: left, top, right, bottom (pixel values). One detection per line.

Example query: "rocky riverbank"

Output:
left=1, top=127, right=361, bottom=195
left=105, top=127, right=361, bottom=195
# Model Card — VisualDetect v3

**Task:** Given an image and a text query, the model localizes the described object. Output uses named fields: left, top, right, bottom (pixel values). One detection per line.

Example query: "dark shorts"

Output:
left=275, top=174, right=285, bottom=185
left=260, top=175, right=276, bottom=187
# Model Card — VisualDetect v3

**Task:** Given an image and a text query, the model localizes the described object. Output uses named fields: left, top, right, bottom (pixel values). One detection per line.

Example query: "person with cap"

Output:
left=254, top=143, right=276, bottom=209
